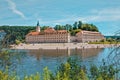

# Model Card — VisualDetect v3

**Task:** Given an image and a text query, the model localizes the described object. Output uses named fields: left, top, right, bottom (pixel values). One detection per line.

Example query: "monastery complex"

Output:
left=25, top=22, right=104, bottom=43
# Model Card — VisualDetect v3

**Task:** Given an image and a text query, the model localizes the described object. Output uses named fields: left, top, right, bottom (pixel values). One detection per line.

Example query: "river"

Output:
left=0, top=47, right=119, bottom=78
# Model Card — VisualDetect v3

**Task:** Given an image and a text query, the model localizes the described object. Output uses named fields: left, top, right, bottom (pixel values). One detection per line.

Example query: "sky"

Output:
left=0, top=0, right=120, bottom=36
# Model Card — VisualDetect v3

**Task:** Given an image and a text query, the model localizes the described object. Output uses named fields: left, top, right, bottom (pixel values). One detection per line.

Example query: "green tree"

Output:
left=107, top=38, right=114, bottom=42
left=90, top=24, right=99, bottom=32
left=79, top=69, right=88, bottom=80
left=15, top=39, right=21, bottom=45
left=0, top=26, right=35, bottom=44
left=57, top=58, right=88, bottom=80
left=73, top=22, right=78, bottom=30
left=54, top=25, right=64, bottom=30
left=41, top=26, right=49, bottom=30
left=64, top=24, right=72, bottom=31
left=78, top=21, right=82, bottom=29
left=81, top=23, right=99, bottom=32
left=71, top=29, right=81, bottom=36
left=90, top=65, right=99, bottom=79
left=43, top=67, right=53, bottom=80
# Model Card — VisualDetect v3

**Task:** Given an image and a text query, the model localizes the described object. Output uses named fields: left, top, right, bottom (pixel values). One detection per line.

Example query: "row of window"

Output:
left=28, top=36, right=69, bottom=38
left=27, top=40, right=67, bottom=42
left=27, top=37, right=69, bottom=40
left=27, top=38, right=68, bottom=41
left=44, top=32, right=68, bottom=34
left=82, top=36, right=104, bottom=39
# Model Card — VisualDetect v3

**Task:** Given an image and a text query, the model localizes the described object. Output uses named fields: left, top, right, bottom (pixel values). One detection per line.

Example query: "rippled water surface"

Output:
left=2, top=47, right=119, bottom=77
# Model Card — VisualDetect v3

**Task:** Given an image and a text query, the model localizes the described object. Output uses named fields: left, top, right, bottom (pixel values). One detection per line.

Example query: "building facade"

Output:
left=26, top=22, right=70, bottom=43
left=76, top=30, right=105, bottom=42
left=26, top=22, right=105, bottom=43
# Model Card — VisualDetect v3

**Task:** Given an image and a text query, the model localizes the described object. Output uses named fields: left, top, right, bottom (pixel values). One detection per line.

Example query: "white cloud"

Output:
left=51, top=7, right=120, bottom=24
left=85, top=7, right=120, bottom=22
left=6, top=0, right=26, bottom=19
left=28, top=7, right=120, bottom=26
left=54, top=23, right=61, bottom=25
left=92, top=7, right=120, bottom=15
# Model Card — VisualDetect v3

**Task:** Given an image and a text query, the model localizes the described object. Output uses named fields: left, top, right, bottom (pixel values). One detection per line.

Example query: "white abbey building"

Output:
left=76, top=30, right=105, bottom=42
left=26, top=22, right=104, bottom=43
left=26, top=22, right=70, bottom=43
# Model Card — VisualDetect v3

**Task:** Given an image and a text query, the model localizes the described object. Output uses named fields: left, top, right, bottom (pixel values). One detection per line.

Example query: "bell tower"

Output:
left=36, top=21, right=40, bottom=32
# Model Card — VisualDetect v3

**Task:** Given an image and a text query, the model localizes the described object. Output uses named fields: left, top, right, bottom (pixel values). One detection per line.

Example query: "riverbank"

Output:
left=10, top=43, right=119, bottom=50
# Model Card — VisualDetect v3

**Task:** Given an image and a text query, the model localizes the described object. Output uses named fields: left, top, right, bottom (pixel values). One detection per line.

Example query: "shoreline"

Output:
left=10, top=43, right=119, bottom=50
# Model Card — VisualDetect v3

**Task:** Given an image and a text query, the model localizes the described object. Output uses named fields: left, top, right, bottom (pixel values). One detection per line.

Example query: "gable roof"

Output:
left=76, top=30, right=103, bottom=35
left=44, top=28, right=56, bottom=33
left=26, top=27, right=69, bottom=36
left=27, top=32, right=40, bottom=36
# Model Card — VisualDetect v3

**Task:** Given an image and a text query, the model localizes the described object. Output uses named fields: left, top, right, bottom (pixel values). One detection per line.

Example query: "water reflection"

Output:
left=2, top=48, right=118, bottom=78
left=28, top=48, right=104, bottom=60
left=1, top=46, right=119, bottom=79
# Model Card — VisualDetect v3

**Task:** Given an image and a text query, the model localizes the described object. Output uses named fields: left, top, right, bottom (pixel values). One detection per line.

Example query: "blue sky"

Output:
left=0, top=0, right=120, bottom=35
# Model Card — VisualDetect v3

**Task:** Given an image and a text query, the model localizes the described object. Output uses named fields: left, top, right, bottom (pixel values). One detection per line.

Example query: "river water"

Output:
left=1, top=47, right=119, bottom=78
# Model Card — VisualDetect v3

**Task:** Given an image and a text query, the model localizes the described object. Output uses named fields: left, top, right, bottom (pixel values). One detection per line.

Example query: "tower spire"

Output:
left=36, top=21, right=40, bottom=32
left=37, top=21, right=40, bottom=26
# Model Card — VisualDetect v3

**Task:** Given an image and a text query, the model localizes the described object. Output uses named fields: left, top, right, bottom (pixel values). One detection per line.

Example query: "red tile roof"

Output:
left=27, top=28, right=68, bottom=36
left=27, top=32, right=40, bottom=36
left=76, top=30, right=103, bottom=35
left=44, top=28, right=56, bottom=33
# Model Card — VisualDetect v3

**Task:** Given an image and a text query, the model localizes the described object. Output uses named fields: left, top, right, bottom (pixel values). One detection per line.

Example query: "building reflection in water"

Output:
left=28, top=48, right=104, bottom=60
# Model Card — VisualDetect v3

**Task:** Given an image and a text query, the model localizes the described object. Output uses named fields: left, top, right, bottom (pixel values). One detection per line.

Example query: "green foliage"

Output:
left=15, top=39, right=21, bottom=45
left=0, top=51, right=11, bottom=69
left=0, top=50, right=27, bottom=72
left=0, top=26, right=35, bottom=44
left=79, top=69, right=88, bottom=80
left=106, top=38, right=115, bottom=42
left=100, top=39, right=106, bottom=42
left=43, top=67, right=51, bottom=80
left=89, top=38, right=120, bottom=44
left=54, top=25, right=65, bottom=30
left=78, top=21, right=82, bottom=29
left=24, top=72, right=40, bottom=80
left=57, top=58, right=88, bottom=80
left=54, top=24, right=73, bottom=31
left=65, top=24, right=73, bottom=31
left=71, top=29, right=81, bottom=36
left=0, top=70, right=40, bottom=80
left=73, top=22, right=78, bottom=30
left=54, top=21, right=99, bottom=36
left=89, top=60, right=118, bottom=80
left=72, top=21, right=98, bottom=32
left=81, top=23, right=99, bottom=32
left=90, top=65, right=99, bottom=79
left=41, top=26, right=50, bottom=30
left=0, top=70, right=20, bottom=80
